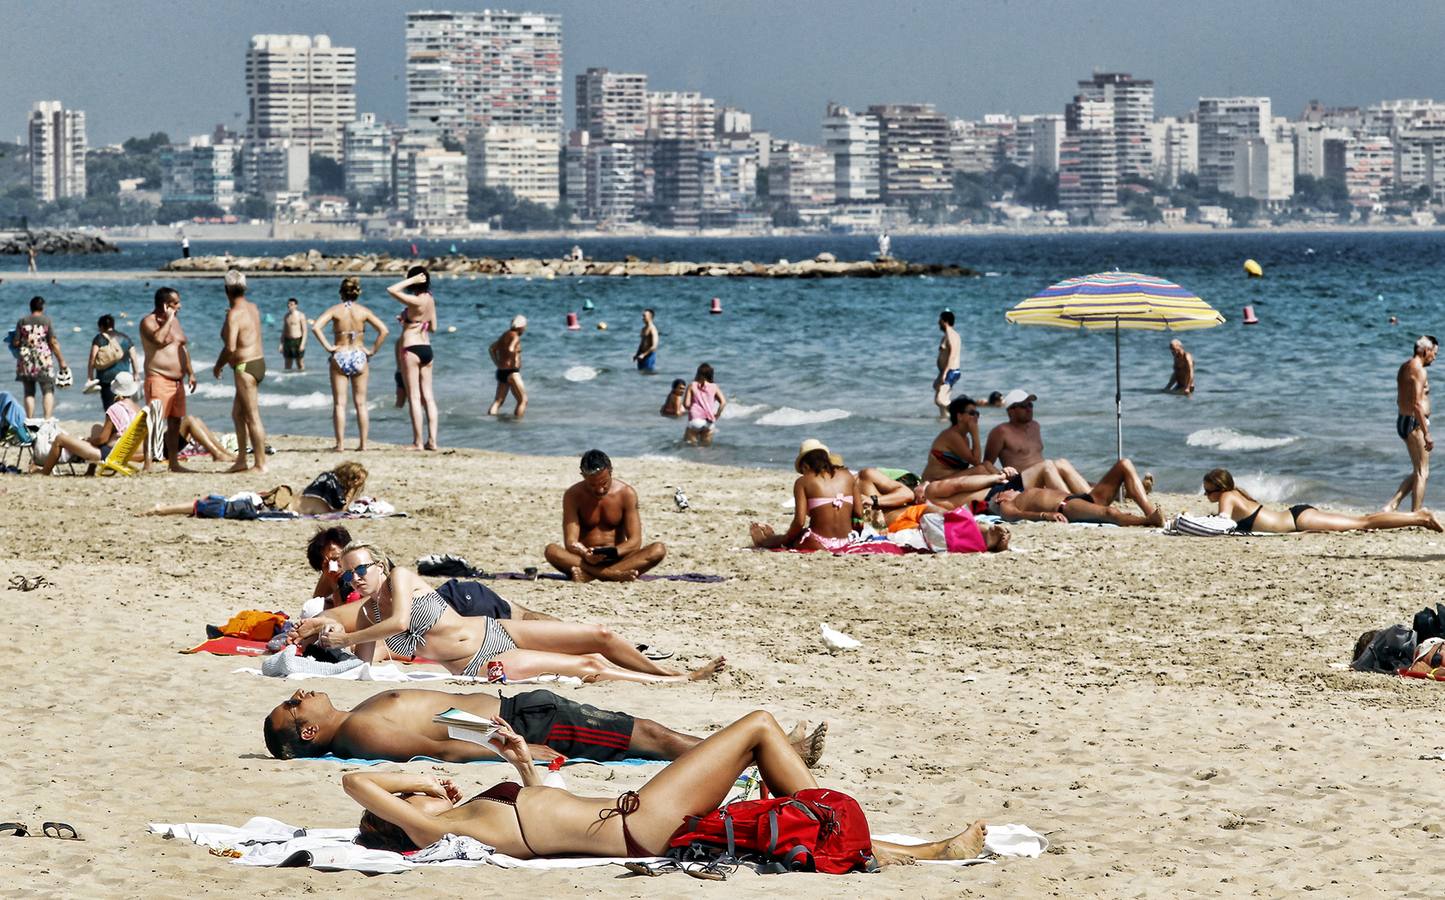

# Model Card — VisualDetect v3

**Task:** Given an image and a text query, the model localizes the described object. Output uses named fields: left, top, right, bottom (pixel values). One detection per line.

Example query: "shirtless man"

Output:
left=211, top=269, right=268, bottom=473
left=263, top=687, right=827, bottom=767
left=139, top=286, right=198, bottom=472
left=312, top=277, right=389, bottom=451
left=1164, top=339, right=1194, bottom=395
left=280, top=298, right=308, bottom=371
left=987, top=458, right=1164, bottom=527
left=543, top=449, right=667, bottom=582
left=983, top=389, right=1091, bottom=493
left=1386, top=335, right=1438, bottom=512
left=487, top=315, right=527, bottom=418
left=933, top=309, right=961, bottom=417
left=633, top=308, right=659, bottom=374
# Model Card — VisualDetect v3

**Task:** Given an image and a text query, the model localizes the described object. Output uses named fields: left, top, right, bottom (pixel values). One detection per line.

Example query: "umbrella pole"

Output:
left=1115, top=319, right=1122, bottom=461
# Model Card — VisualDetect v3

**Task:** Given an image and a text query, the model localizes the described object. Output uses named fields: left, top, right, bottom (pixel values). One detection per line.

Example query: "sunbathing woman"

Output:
left=386, top=267, right=439, bottom=451
left=749, top=440, right=864, bottom=551
left=299, top=541, right=725, bottom=683
left=140, top=462, right=368, bottom=517
left=344, top=709, right=987, bottom=865
left=1203, top=468, right=1443, bottom=534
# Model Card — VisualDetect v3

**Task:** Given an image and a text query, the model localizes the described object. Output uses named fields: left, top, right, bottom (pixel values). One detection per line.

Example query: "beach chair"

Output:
left=0, top=391, right=33, bottom=472
left=95, top=407, right=149, bottom=477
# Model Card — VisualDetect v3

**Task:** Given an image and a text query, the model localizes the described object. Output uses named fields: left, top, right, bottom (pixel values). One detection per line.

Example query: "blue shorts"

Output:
left=943, top=369, right=961, bottom=387
left=636, top=351, right=657, bottom=372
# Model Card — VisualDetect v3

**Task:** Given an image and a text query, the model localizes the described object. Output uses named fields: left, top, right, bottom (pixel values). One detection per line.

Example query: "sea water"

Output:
left=6, top=230, right=1444, bottom=509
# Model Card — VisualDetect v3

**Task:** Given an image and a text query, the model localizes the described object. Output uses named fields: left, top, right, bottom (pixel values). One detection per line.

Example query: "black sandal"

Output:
left=42, top=822, right=80, bottom=840
left=0, top=822, right=27, bottom=837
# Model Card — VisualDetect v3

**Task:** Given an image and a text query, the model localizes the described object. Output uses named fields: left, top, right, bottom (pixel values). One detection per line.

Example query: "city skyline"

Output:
left=7, top=0, right=1445, bottom=147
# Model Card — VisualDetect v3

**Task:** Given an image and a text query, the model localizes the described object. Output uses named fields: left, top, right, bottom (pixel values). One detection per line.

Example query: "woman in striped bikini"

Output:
left=301, top=541, right=725, bottom=684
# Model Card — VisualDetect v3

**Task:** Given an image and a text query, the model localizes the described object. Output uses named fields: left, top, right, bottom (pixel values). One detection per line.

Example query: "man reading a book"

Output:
left=263, top=687, right=828, bottom=766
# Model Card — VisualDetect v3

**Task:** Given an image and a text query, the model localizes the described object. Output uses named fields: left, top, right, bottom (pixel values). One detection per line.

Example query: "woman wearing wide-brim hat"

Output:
left=749, top=438, right=865, bottom=551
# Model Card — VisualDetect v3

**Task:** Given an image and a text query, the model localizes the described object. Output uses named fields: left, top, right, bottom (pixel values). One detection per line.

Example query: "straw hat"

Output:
left=794, top=438, right=844, bottom=473
left=109, top=370, right=140, bottom=398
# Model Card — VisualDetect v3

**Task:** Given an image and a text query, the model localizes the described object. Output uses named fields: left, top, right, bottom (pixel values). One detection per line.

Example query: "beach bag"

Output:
left=668, top=788, right=877, bottom=874
left=1415, top=604, right=1445, bottom=642
left=93, top=334, right=124, bottom=370
left=920, top=506, right=987, bottom=553
left=1350, top=624, right=1416, bottom=673
left=1167, top=513, right=1238, bottom=537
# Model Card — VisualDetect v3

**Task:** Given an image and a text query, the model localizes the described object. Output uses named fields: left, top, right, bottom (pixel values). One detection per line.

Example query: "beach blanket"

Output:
left=489, top=571, right=725, bottom=583
left=238, top=651, right=585, bottom=688
left=308, top=753, right=657, bottom=768
left=182, top=637, right=270, bottom=656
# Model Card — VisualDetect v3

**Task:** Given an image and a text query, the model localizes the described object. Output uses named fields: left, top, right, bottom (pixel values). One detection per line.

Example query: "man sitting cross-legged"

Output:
left=544, top=449, right=667, bottom=582
left=987, top=458, right=1165, bottom=527
left=263, top=687, right=828, bottom=766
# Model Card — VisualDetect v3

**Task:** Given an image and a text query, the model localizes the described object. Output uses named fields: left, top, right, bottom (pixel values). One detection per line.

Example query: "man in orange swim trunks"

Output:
left=140, top=286, right=198, bottom=472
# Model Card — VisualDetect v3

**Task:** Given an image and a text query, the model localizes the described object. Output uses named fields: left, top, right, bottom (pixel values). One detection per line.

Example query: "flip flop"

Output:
left=42, top=822, right=80, bottom=841
left=0, top=822, right=27, bottom=837
left=621, top=860, right=677, bottom=877
left=682, top=860, right=733, bottom=881
left=7, top=575, right=49, bottom=592
left=635, top=643, right=674, bottom=661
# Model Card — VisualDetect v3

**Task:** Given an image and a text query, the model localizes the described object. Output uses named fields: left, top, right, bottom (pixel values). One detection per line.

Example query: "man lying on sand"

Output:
left=263, top=687, right=827, bottom=767
left=987, top=458, right=1164, bottom=527
left=544, top=449, right=667, bottom=582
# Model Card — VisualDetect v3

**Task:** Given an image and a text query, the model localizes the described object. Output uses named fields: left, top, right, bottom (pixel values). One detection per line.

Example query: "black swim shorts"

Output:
left=1399, top=414, right=1421, bottom=441
left=499, top=689, right=637, bottom=762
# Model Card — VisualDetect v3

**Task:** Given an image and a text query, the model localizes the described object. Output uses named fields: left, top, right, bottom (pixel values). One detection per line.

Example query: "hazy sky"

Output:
left=5, top=0, right=1444, bottom=146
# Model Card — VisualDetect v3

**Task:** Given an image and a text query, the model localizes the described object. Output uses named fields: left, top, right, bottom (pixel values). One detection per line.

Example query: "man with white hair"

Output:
left=1385, top=335, right=1438, bottom=511
left=487, top=314, right=527, bottom=418
left=1164, top=339, right=1194, bottom=395
left=211, top=269, right=268, bottom=473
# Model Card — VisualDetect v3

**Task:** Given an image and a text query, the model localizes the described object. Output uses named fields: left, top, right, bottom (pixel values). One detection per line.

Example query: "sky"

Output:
left=4, top=0, right=1444, bottom=146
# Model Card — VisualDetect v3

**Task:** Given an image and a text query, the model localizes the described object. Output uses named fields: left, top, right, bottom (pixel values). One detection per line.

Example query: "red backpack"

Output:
left=667, top=788, right=878, bottom=874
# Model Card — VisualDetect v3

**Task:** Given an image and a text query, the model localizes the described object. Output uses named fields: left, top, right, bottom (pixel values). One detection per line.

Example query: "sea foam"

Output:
left=1186, top=427, right=1296, bottom=452
left=563, top=366, right=598, bottom=382
left=755, top=407, right=851, bottom=427
left=1230, top=471, right=1298, bottom=503
left=721, top=402, right=766, bottom=419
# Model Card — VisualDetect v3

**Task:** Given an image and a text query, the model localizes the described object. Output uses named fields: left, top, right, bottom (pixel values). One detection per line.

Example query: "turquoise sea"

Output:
left=7, top=231, right=1444, bottom=509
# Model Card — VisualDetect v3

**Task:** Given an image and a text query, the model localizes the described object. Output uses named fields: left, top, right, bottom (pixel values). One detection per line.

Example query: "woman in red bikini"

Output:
left=344, top=709, right=988, bottom=866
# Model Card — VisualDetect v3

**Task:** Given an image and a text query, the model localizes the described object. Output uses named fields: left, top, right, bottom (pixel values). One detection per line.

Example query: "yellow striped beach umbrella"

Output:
left=1005, top=272, right=1225, bottom=457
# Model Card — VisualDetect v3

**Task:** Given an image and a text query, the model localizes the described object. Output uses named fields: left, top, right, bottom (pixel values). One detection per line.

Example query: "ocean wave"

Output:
left=563, top=366, right=599, bottom=382
left=1230, top=472, right=1298, bottom=503
left=1186, top=427, right=1297, bottom=452
left=721, top=402, right=766, bottom=419
left=191, top=382, right=234, bottom=400
left=259, top=391, right=333, bottom=410
left=755, top=407, right=851, bottom=427
left=637, top=453, right=682, bottom=464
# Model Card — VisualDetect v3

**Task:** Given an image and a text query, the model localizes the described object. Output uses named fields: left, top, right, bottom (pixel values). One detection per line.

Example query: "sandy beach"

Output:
left=3, top=437, right=1443, bottom=897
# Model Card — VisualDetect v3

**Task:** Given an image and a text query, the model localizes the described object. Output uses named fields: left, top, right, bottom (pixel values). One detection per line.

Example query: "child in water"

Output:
left=660, top=378, right=686, bottom=417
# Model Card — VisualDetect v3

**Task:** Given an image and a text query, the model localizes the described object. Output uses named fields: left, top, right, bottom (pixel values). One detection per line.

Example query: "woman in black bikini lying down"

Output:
left=297, top=541, right=725, bottom=684
left=345, top=709, right=987, bottom=865
left=1203, top=468, right=1443, bottom=533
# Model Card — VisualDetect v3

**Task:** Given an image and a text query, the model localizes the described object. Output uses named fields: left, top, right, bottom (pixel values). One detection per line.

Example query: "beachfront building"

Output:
left=822, top=103, right=880, bottom=202
left=1075, top=72, right=1154, bottom=179
left=561, top=130, right=590, bottom=214
left=768, top=140, right=835, bottom=207
left=1363, top=99, right=1445, bottom=139
left=585, top=140, right=638, bottom=226
left=404, top=10, right=563, bottom=144
left=245, top=34, right=356, bottom=160
left=575, top=68, right=648, bottom=141
left=647, top=91, right=716, bottom=141
left=1343, top=138, right=1395, bottom=209
left=28, top=100, right=86, bottom=202
left=1028, top=114, right=1065, bottom=173
left=1229, top=135, right=1294, bottom=206
left=1196, top=97, right=1271, bottom=193
left=949, top=115, right=1015, bottom=175
left=648, top=139, right=702, bottom=227
left=161, top=135, right=240, bottom=211
left=1059, top=96, right=1117, bottom=221
left=698, top=140, right=758, bottom=223
left=405, top=148, right=468, bottom=229
left=1287, top=121, right=1349, bottom=180
left=242, top=139, right=309, bottom=199
left=466, top=126, right=560, bottom=206
left=1394, top=115, right=1445, bottom=201
left=715, top=107, right=753, bottom=139
left=343, top=114, right=393, bottom=201
left=1149, top=117, right=1197, bottom=186
left=868, top=104, right=952, bottom=202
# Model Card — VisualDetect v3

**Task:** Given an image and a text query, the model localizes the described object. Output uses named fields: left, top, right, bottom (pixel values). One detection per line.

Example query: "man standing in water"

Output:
left=634, top=308, right=659, bottom=373
left=212, top=269, right=268, bottom=473
left=933, top=309, right=961, bottom=418
left=1164, top=339, right=1195, bottom=395
left=281, top=298, right=307, bottom=371
left=1386, top=335, right=1438, bottom=511
left=140, top=287, right=197, bottom=472
left=487, top=315, right=528, bottom=418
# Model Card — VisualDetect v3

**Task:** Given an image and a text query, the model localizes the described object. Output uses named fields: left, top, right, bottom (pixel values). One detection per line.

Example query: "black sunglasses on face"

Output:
left=339, top=562, right=378, bottom=586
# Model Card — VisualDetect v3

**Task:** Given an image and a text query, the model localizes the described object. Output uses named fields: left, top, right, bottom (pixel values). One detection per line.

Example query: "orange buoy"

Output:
left=565, top=312, right=581, bottom=331
left=709, top=297, right=722, bottom=315
left=1242, top=305, right=1259, bottom=325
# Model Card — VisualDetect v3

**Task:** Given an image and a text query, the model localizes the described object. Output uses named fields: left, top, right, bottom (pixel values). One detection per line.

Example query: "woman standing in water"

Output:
left=387, top=267, right=439, bottom=450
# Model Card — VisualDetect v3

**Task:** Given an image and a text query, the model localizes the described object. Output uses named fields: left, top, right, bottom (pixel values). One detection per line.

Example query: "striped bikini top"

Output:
left=368, top=590, right=449, bottom=659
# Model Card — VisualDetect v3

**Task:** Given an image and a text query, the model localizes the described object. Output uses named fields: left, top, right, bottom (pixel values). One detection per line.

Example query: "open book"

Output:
left=432, top=708, right=500, bottom=747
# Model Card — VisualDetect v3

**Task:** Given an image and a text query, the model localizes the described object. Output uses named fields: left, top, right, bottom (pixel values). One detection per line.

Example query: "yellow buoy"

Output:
left=1243, top=259, right=1263, bottom=277
left=446, top=325, right=457, bottom=333
left=597, top=322, right=608, bottom=330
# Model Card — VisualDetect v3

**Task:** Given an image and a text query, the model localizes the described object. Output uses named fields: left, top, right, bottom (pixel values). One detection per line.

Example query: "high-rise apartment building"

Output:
left=1076, top=72, right=1154, bottom=179
left=161, top=135, right=239, bottom=210
left=1197, top=97, right=1271, bottom=192
left=648, top=139, right=702, bottom=227
left=245, top=34, right=356, bottom=160
left=28, top=101, right=86, bottom=202
left=715, top=107, right=752, bottom=139
left=466, top=126, right=560, bottom=206
left=1028, top=114, right=1065, bottom=173
left=1363, top=99, right=1445, bottom=139
left=868, top=104, right=952, bottom=201
left=698, top=140, right=758, bottom=215
left=242, top=139, right=309, bottom=197
left=575, top=68, right=648, bottom=142
left=768, top=140, right=835, bottom=207
left=406, top=148, right=469, bottom=228
left=1394, top=115, right=1445, bottom=202
left=647, top=91, right=716, bottom=141
left=949, top=115, right=1015, bottom=175
left=1343, top=138, right=1394, bottom=207
left=1060, top=97, right=1117, bottom=219
left=1149, top=117, right=1198, bottom=186
left=822, top=103, right=879, bottom=202
left=585, top=140, right=638, bottom=225
left=405, top=10, right=562, bottom=143
left=1229, top=135, right=1294, bottom=204
left=343, top=114, right=393, bottom=199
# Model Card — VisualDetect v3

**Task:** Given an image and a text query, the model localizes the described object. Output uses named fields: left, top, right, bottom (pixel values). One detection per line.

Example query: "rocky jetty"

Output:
left=164, top=249, right=974, bottom=279
left=0, top=230, right=119, bottom=255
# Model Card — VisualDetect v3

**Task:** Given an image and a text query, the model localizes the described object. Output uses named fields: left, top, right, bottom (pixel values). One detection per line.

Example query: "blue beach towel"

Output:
left=0, top=392, right=30, bottom=444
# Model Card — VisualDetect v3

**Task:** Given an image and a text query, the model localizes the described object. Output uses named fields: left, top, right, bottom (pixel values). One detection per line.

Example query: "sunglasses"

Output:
left=338, top=562, right=379, bottom=586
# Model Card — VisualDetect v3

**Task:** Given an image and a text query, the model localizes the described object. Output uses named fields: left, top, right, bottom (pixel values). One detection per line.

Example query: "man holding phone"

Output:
left=544, top=449, right=667, bottom=582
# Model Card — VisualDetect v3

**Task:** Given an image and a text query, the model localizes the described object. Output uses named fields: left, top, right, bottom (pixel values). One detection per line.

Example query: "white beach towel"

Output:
left=239, top=650, right=584, bottom=688
left=873, top=824, right=1049, bottom=864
